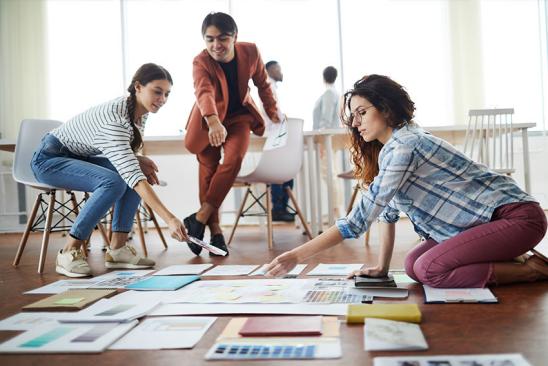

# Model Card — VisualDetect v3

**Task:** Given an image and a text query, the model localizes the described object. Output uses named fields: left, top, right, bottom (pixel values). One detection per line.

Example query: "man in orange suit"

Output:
left=184, top=12, right=280, bottom=256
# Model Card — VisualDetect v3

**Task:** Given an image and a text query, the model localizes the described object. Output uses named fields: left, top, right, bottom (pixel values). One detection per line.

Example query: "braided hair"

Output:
left=126, top=63, right=173, bottom=152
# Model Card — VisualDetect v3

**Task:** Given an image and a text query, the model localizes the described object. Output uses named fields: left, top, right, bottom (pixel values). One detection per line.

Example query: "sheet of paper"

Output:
left=263, top=119, right=288, bottom=151
left=389, top=270, right=418, bottom=284
left=58, top=299, right=160, bottom=323
left=89, top=270, right=156, bottom=289
left=364, top=318, right=428, bottom=351
left=0, top=312, right=67, bottom=331
left=152, top=264, right=213, bottom=276
left=110, top=316, right=216, bottom=350
left=373, top=354, right=532, bottom=366
left=149, top=303, right=348, bottom=316
left=25, top=279, right=100, bottom=295
left=203, top=265, right=260, bottom=276
left=163, top=279, right=311, bottom=304
left=0, top=321, right=137, bottom=353
left=249, top=264, right=307, bottom=277
left=306, top=263, right=363, bottom=276
left=423, top=285, right=498, bottom=303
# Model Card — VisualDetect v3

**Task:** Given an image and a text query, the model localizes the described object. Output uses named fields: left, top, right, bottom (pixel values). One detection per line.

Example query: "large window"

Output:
left=340, top=0, right=453, bottom=126
left=480, top=0, right=545, bottom=131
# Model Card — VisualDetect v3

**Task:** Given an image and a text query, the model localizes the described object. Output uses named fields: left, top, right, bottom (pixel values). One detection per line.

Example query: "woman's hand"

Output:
left=264, top=250, right=299, bottom=277
left=166, top=217, right=189, bottom=242
left=137, top=156, right=159, bottom=185
left=347, top=265, right=388, bottom=279
left=206, top=115, right=227, bottom=147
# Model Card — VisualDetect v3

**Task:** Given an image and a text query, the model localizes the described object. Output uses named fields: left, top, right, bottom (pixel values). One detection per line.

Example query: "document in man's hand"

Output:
left=188, top=236, right=227, bottom=256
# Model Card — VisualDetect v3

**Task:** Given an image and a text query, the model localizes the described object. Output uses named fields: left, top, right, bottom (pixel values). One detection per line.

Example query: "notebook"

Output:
left=239, top=316, right=323, bottom=337
left=354, top=274, right=397, bottom=288
left=346, top=304, right=422, bottom=324
left=22, top=289, right=117, bottom=312
left=364, top=318, right=428, bottom=351
left=124, top=275, right=200, bottom=291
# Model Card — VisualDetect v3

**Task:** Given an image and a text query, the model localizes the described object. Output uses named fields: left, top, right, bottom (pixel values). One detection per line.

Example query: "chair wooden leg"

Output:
left=146, top=204, right=167, bottom=249
left=13, top=193, right=42, bottom=267
left=228, top=187, right=251, bottom=246
left=38, top=191, right=56, bottom=274
left=286, top=187, right=313, bottom=240
left=97, top=223, right=110, bottom=248
left=346, top=184, right=360, bottom=215
left=266, top=185, right=273, bottom=250
left=135, top=210, right=148, bottom=257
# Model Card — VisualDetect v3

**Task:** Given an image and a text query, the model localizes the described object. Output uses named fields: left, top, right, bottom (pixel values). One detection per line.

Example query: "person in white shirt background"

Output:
left=264, top=60, right=296, bottom=222
left=313, top=66, right=343, bottom=219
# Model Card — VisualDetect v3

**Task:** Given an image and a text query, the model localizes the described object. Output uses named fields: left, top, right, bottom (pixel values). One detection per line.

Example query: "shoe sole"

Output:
left=55, top=266, right=91, bottom=278
left=104, top=262, right=154, bottom=269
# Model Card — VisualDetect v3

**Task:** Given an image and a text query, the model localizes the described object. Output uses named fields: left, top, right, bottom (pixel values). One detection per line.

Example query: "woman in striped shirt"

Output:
left=31, top=63, right=188, bottom=278
left=265, top=74, right=547, bottom=288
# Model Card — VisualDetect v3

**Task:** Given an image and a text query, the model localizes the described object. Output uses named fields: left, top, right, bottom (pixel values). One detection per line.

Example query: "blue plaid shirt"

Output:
left=336, top=124, right=536, bottom=243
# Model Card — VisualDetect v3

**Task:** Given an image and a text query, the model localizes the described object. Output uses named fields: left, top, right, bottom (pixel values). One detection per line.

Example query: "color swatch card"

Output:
left=204, top=265, right=260, bottom=276
left=346, top=304, right=422, bottom=324
left=423, top=285, right=498, bottom=303
left=373, top=354, right=532, bottom=366
left=307, top=263, right=364, bottom=276
left=110, top=316, right=216, bottom=350
left=364, top=318, right=428, bottom=351
left=152, top=264, right=213, bottom=276
left=23, top=289, right=117, bottom=311
left=58, top=299, right=160, bottom=323
left=125, top=275, right=200, bottom=291
left=0, top=320, right=137, bottom=353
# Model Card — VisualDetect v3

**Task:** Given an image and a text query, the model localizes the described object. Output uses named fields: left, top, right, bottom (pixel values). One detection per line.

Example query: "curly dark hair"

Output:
left=341, top=74, right=415, bottom=184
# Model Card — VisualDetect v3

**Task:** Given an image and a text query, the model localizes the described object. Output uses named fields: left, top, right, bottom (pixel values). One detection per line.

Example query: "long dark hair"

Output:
left=341, top=74, right=415, bottom=184
left=201, top=12, right=238, bottom=36
left=127, top=63, right=173, bottom=152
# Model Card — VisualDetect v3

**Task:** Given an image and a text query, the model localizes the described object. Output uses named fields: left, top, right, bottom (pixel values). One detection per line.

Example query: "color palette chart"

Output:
left=20, top=327, right=72, bottom=348
left=208, top=343, right=316, bottom=359
left=303, top=290, right=364, bottom=304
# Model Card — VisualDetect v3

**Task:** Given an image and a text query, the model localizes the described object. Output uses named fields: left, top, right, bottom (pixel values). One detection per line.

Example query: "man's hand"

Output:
left=206, top=115, right=227, bottom=147
left=137, top=156, right=159, bottom=185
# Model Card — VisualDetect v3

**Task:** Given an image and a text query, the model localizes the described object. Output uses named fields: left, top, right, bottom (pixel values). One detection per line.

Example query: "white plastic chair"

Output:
left=228, top=118, right=313, bottom=249
left=463, top=108, right=515, bottom=176
left=12, top=119, right=109, bottom=274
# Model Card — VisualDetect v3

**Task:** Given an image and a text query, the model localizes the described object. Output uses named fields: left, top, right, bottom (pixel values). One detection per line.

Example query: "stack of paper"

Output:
left=110, top=317, right=216, bottom=350
left=364, top=318, right=428, bottom=351
left=23, top=289, right=117, bottom=312
left=203, top=265, right=260, bottom=276
left=423, top=286, right=498, bottom=303
left=152, top=264, right=213, bottom=276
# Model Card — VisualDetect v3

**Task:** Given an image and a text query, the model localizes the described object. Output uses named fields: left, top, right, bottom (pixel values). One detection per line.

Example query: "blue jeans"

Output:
left=31, top=134, right=141, bottom=240
left=271, top=179, right=293, bottom=212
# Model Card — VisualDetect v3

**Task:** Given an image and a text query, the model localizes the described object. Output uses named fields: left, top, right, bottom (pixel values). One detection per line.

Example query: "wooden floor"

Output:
left=0, top=219, right=547, bottom=365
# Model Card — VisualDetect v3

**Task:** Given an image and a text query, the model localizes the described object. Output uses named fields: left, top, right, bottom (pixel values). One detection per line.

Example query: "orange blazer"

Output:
left=185, top=42, right=278, bottom=154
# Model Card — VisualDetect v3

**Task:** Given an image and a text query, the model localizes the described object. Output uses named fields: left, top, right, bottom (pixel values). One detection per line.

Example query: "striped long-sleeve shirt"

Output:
left=51, top=96, right=148, bottom=188
left=336, top=124, right=536, bottom=244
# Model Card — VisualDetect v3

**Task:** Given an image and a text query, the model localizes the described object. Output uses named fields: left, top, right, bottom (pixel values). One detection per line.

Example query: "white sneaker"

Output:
left=56, top=249, right=91, bottom=278
left=105, top=244, right=155, bottom=269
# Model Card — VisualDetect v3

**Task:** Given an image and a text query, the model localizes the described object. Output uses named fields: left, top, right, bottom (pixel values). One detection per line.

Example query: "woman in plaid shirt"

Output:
left=265, top=74, right=547, bottom=288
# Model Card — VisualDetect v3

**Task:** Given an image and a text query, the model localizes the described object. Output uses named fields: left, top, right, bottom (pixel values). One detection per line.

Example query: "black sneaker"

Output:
left=183, top=213, right=206, bottom=255
left=272, top=210, right=295, bottom=222
left=209, top=234, right=229, bottom=257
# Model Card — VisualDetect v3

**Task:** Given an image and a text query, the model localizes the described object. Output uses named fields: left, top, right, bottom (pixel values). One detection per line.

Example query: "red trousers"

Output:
left=185, top=113, right=253, bottom=224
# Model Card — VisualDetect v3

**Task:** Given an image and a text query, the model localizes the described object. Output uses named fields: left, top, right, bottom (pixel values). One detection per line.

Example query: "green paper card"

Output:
left=53, top=297, right=85, bottom=305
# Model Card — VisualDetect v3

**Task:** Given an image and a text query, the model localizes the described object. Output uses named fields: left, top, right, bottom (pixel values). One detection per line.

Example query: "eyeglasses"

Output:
left=350, top=105, right=374, bottom=124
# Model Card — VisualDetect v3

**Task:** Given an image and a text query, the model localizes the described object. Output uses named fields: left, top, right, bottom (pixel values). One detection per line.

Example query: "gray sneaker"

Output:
left=105, top=244, right=155, bottom=269
left=55, top=248, right=92, bottom=278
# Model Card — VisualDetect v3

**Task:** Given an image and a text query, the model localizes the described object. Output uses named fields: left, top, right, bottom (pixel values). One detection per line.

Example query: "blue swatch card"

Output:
left=125, top=275, right=200, bottom=291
